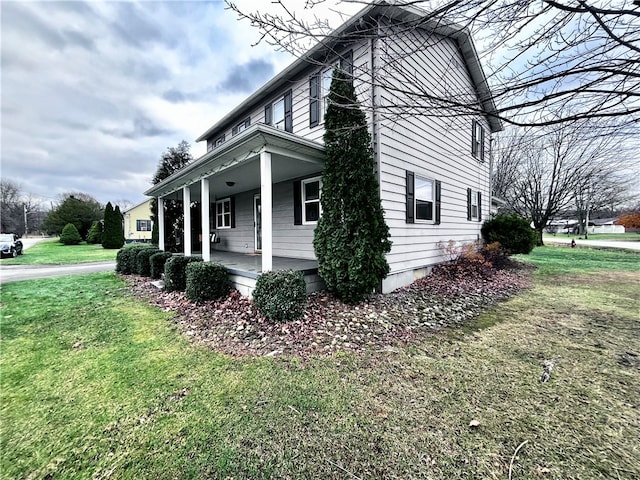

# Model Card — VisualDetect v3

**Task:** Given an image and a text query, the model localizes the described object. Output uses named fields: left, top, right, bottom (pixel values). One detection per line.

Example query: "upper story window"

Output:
left=321, top=67, right=334, bottom=119
left=302, top=176, right=322, bottom=224
left=264, top=90, right=292, bottom=133
left=309, top=50, right=353, bottom=128
left=232, top=118, right=250, bottom=136
left=136, top=219, right=152, bottom=231
left=472, top=120, right=485, bottom=161
left=208, top=134, right=225, bottom=152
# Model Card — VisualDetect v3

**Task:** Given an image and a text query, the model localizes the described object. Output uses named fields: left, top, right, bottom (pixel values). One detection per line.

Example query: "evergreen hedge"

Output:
left=150, top=252, right=172, bottom=279
left=185, top=262, right=232, bottom=303
left=252, top=270, right=307, bottom=322
left=164, top=256, right=203, bottom=292
left=135, top=247, right=161, bottom=277
left=60, top=223, right=82, bottom=245
left=116, top=244, right=153, bottom=274
left=86, top=220, right=103, bottom=244
left=481, top=213, right=537, bottom=254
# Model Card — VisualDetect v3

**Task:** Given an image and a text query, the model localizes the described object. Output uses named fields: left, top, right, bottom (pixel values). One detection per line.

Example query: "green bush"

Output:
left=252, top=270, right=307, bottom=322
left=86, top=220, right=103, bottom=244
left=185, top=262, right=231, bottom=303
left=164, top=256, right=203, bottom=292
left=150, top=251, right=172, bottom=279
left=135, top=247, right=161, bottom=277
left=60, top=223, right=82, bottom=245
left=116, top=244, right=154, bottom=274
left=481, top=213, right=537, bottom=255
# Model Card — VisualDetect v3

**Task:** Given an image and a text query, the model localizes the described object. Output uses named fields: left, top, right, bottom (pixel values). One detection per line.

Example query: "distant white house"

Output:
left=145, top=1, right=502, bottom=295
left=123, top=199, right=153, bottom=243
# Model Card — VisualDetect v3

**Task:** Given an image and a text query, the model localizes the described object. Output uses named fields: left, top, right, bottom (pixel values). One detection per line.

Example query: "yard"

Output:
left=2, top=238, right=119, bottom=265
left=1, top=246, right=638, bottom=479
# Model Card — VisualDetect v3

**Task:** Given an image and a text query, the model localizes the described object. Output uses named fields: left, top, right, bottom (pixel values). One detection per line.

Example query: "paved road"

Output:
left=0, top=261, right=116, bottom=284
left=0, top=237, right=116, bottom=284
left=544, top=236, right=640, bottom=251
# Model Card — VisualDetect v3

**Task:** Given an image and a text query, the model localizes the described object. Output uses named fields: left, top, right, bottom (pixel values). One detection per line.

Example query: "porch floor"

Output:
left=202, top=251, right=318, bottom=279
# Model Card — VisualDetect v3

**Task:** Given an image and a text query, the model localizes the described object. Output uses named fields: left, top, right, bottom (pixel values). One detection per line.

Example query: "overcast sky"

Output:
left=1, top=0, right=360, bottom=209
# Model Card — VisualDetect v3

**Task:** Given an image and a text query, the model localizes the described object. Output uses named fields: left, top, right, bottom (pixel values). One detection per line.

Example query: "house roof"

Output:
left=196, top=1, right=502, bottom=143
left=123, top=198, right=152, bottom=214
left=145, top=124, right=325, bottom=198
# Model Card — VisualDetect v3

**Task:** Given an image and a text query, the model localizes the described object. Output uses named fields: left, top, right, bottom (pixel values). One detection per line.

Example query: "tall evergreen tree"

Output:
left=313, top=69, right=391, bottom=302
left=150, top=141, right=193, bottom=252
left=102, top=202, right=123, bottom=249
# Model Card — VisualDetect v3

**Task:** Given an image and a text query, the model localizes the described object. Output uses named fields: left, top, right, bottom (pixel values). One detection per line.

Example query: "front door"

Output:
left=254, top=195, right=262, bottom=252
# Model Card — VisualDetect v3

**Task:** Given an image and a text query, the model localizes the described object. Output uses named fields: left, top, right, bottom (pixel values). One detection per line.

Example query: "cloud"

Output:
left=219, top=59, right=275, bottom=93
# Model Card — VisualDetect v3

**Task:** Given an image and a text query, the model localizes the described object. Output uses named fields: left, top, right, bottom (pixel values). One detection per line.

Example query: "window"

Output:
left=302, top=177, right=322, bottom=224
left=136, top=219, right=152, bottom=231
left=415, top=176, right=434, bottom=221
left=216, top=198, right=232, bottom=229
left=215, top=135, right=225, bottom=147
left=265, top=90, right=292, bottom=132
left=472, top=120, right=485, bottom=161
left=406, top=171, right=441, bottom=225
left=321, top=67, right=334, bottom=119
left=273, top=97, right=285, bottom=130
left=232, top=118, right=250, bottom=136
left=467, top=188, right=482, bottom=221
left=309, top=50, right=351, bottom=128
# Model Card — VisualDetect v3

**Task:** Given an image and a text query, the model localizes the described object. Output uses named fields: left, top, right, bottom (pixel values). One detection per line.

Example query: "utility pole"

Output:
left=24, top=204, right=28, bottom=237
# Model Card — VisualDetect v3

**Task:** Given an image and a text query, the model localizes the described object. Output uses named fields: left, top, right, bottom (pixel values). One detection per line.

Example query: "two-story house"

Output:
left=145, top=1, right=502, bottom=296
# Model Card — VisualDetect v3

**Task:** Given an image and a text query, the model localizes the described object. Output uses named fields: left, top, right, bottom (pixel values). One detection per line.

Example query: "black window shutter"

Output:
left=467, top=188, right=472, bottom=221
left=284, top=89, right=293, bottom=133
left=340, top=49, right=353, bottom=76
left=293, top=181, right=302, bottom=225
left=471, top=121, right=477, bottom=157
left=309, top=74, right=320, bottom=128
left=406, top=171, right=415, bottom=224
left=232, top=125, right=238, bottom=136
left=435, top=180, right=441, bottom=225
left=480, top=127, right=485, bottom=161
left=478, top=192, right=482, bottom=222
left=230, top=197, right=236, bottom=228
left=264, top=104, right=272, bottom=125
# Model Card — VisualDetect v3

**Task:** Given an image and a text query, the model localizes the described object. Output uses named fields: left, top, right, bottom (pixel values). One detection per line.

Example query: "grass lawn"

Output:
left=2, top=238, right=118, bottom=265
left=1, top=247, right=639, bottom=479
left=544, top=232, right=640, bottom=242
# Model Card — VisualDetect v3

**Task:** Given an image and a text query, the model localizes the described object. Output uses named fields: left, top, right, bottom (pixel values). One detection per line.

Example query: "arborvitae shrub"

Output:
left=86, top=220, right=103, bottom=244
left=252, top=270, right=307, bottom=322
left=116, top=244, right=152, bottom=274
left=135, top=247, right=161, bottom=277
left=185, top=262, right=231, bottom=303
left=164, top=256, right=203, bottom=292
left=150, top=251, right=172, bottom=279
left=60, top=223, right=82, bottom=245
left=481, top=213, right=537, bottom=254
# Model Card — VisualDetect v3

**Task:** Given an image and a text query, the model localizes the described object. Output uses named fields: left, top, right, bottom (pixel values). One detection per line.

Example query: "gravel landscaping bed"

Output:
left=126, top=263, right=532, bottom=358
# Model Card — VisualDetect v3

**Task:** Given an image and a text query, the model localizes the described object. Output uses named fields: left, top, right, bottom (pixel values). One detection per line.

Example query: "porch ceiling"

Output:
left=145, top=124, right=325, bottom=200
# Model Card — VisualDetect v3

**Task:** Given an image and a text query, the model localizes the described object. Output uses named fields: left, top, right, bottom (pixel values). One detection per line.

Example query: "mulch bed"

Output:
left=125, top=263, right=533, bottom=358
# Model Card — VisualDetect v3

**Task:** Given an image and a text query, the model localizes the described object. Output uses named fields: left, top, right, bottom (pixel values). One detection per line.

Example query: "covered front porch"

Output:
left=145, top=124, right=326, bottom=295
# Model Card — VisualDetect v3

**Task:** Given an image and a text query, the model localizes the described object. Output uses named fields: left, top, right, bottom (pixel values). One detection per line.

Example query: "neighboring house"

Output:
left=145, top=1, right=502, bottom=295
left=588, top=217, right=625, bottom=234
left=123, top=199, right=154, bottom=243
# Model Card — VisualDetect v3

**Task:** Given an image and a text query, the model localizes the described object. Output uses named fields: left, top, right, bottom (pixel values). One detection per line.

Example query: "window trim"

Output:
left=136, top=219, right=152, bottom=231
left=470, top=190, right=479, bottom=220
left=414, top=175, right=435, bottom=224
left=472, top=120, right=485, bottom=161
left=272, top=97, right=286, bottom=130
left=301, top=176, right=322, bottom=225
left=232, top=118, right=250, bottom=136
left=406, top=171, right=441, bottom=225
left=215, top=197, right=232, bottom=229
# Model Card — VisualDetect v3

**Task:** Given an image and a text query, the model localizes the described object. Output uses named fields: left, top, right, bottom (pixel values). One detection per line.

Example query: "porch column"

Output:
left=183, top=186, right=191, bottom=256
left=201, top=178, right=211, bottom=262
left=157, top=196, right=165, bottom=251
left=260, top=150, right=273, bottom=271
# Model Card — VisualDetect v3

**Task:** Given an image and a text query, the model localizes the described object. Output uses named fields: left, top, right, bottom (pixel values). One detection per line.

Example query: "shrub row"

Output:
left=252, top=270, right=307, bottom=322
left=185, top=262, right=232, bottom=303
left=164, top=256, right=203, bottom=292
left=116, top=244, right=156, bottom=274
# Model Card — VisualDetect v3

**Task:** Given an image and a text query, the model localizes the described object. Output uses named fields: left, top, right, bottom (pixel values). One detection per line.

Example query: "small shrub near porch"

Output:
left=164, top=256, right=203, bottom=292
left=185, top=262, right=232, bottom=303
left=150, top=251, right=172, bottom=279
left=116, top=244, right=156, bottom=274
left=252, top=270, right=307, bottom=322
left=135, top=247, right=161, bottom=277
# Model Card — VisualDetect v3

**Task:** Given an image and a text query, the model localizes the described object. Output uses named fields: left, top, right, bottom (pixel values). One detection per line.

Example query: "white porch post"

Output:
left=157, top=197, right=165, bottom=251
left=183, top=186, right=191, bottom=256
left=260, top=150, right=273, bottom=272
left=201, top=178, right=211, bottom=262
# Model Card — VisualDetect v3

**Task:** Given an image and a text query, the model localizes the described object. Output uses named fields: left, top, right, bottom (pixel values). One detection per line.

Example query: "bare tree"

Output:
left=226, top=0, right=640, bottom=129
left=493, top=120, right=634, bottom=244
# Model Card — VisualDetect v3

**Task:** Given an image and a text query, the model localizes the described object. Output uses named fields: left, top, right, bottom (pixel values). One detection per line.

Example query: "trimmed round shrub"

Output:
left=60, top=223, right=82, bottom=245
left=252, top=270, right=307, bottom=322
left=185, top=262, right=232, bottom=303
left=150, top=251, right=172, bottom=279
left=481, top=213, right=537, bottom=255
left=116, top=244, right=153, bottom=274
left=135, top=247, right=161, bottom=277
left=164, top=256, right=203, bottom=292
